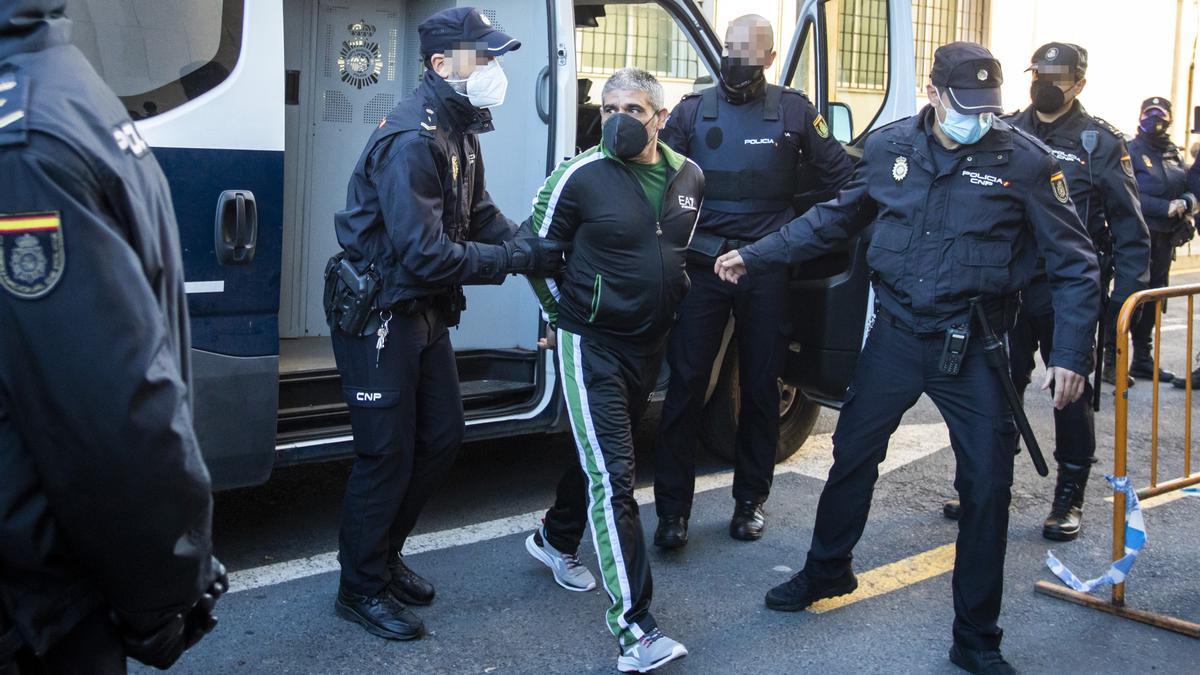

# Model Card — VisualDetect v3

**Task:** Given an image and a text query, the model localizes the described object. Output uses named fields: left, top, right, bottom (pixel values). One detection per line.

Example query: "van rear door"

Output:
left=777, top=0, right=916, bottom=406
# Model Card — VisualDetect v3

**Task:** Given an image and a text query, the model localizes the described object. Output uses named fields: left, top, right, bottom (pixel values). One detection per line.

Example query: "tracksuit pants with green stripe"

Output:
left=544, top=328, right=663, bottom=647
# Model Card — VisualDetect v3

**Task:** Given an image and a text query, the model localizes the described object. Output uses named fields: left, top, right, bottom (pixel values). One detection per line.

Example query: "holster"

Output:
left=323, top=252, right=381, bottom=336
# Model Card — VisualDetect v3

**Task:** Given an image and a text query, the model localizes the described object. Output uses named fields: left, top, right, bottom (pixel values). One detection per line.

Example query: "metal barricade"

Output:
left=1034, top=284, right=1200, bottom=638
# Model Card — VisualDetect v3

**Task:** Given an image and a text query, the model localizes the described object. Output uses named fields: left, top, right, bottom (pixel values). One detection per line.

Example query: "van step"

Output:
left=461, top=379, right=536, bottom=405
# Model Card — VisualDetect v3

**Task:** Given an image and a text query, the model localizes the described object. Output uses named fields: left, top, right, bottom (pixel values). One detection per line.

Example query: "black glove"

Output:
left=116, top=557, right=228, bottom=670
left=1170, top=215, right=1196, bottom=248
left=502, top=237, right=569, bottom=277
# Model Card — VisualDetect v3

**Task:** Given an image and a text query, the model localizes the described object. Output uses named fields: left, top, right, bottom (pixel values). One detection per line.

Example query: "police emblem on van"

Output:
left=339, top=21, right=382, bottom=90
left=0, top=211, right=64, bottom=299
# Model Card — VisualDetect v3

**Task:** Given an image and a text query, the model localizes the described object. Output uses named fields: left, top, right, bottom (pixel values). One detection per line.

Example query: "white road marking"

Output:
left=227, top=423, right=951, bottom=594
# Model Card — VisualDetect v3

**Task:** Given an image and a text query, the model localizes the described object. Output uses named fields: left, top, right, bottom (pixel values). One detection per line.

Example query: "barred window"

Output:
left=914, top=0, right=989, bottom=89
left=576, top=4, right=701, bottom=81
left=837, top=0, right=889, bottom=92
left=836, top=0, right=989, bottom=93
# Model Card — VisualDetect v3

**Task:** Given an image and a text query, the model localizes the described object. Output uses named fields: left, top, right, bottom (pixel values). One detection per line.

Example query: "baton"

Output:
left=969, top=298, right=1050, bottom=477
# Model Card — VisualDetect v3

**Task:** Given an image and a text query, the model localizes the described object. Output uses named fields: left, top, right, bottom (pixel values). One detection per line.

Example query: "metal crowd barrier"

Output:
left=1034, top=284, right=1200, bottom=638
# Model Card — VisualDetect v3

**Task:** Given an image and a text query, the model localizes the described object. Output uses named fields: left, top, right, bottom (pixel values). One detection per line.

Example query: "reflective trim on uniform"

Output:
left=557, top=329, right=643, bottom=645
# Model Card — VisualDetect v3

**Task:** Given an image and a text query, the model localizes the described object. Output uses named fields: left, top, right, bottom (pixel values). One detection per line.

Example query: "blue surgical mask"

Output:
left=935, top=94, right=994, bottom=145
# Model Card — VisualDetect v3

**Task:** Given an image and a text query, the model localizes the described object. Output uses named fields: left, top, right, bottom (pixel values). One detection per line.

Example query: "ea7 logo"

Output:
left=677, top=195, right=697, bottom=211
left=112, top=122, right=149, bottom=158
left=356, top=392, right=383, bottom=402
left=960, top=170, right=1010, bottom=188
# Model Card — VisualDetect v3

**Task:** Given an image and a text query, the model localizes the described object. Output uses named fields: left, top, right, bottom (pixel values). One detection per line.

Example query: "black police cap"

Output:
left=418, top=7, right=521, bottom=58
left=1028, top=42, right=1087, bottom=79
left=1140, top=96, right=1172, bottom=117
left=929, top=41, right=1003, bottom=115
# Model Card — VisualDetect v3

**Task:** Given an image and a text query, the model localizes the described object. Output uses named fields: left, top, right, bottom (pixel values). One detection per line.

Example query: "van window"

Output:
left=65, top=0, right=243, bottom=120
left=574, top=2, right=715, bottom=153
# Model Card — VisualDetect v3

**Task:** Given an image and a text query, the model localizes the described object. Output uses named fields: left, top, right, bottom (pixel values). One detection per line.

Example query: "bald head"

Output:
left=724, top=14, right=774, bottom=66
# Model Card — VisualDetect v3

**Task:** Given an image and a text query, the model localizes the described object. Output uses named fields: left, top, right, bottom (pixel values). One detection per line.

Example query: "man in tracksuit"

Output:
left=520, top=68, right=704, bottom=673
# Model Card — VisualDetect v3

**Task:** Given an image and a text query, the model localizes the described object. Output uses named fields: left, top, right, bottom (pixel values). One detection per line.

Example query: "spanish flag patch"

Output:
left=0, top=211, right=65, bottom=299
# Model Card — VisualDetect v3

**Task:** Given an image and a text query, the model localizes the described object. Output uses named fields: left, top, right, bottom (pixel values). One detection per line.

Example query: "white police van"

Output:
left=64, top=0, right=915, bottom=488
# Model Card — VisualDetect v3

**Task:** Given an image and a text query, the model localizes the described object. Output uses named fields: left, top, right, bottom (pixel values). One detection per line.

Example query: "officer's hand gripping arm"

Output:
left=0, top=143, right=215, bottom=649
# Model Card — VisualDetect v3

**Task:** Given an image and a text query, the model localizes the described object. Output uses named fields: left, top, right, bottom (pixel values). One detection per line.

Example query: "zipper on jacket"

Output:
left=588, top=274, right=603, bottom=322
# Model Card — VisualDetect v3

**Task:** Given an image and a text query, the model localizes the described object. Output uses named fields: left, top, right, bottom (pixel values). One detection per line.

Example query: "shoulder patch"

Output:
left=0, top=70, right=30, bottom=147
left=1089, top=116, right=1125, bottom=140
left=1050, top=171, right=1070, bottom=204
left=0, top=211, right=65, bottom=299
left=812, top=113, right=830, bottom=139
left=1120, top=154, right=1134, bottom=178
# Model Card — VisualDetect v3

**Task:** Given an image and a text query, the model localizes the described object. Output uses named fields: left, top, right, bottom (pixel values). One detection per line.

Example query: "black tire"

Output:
left=700, top=340, right=821, bottom=464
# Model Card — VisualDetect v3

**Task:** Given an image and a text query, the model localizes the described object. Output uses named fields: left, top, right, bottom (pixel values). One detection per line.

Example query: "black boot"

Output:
left=387, top=554, right=435, bottom=606
left=729, top=499, right=766, bottom=541
left=654, top=516, right=689, bottom=549
left=1042, top=462, right=1090, bottom=542
left=1172, top=366, right=1200, bottom=389
left=1101, top=352, right=1134, bottom=388
left=942, top=499, right=961, bottom=520
left=1129, top=347, right=1175, bottom=382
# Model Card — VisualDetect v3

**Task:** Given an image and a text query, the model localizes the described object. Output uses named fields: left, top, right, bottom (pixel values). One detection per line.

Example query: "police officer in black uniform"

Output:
left=942, top=43, right=1150, bottom=542
left=1128, top=96, right=1197, bottom=383
left=0, top=2, right=226, bottom=672
left=653, top=14, right=854, bottom=547
left=328, top=7, right=565, bottom=641
left=717, top=43, right=1099, bottom=673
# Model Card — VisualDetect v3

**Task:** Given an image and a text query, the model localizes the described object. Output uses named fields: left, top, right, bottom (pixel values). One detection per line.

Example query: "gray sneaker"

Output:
left=617, top=629, right=688, bottom=673
left=524, top=527, right=597, bottom=592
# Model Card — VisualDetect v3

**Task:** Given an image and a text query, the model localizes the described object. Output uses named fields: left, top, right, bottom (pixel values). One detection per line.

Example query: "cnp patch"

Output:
left=1050, top=171, right=1069, bottom=204
left=1120, top=154, right=1134, bottom=178
left=813, top=114, right=829, bottom=139
left=0, top=211, right=64, bottom=299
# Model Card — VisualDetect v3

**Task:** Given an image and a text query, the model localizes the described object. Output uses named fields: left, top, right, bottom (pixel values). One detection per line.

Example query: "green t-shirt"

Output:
left=625, top=155, right=668, bottom=220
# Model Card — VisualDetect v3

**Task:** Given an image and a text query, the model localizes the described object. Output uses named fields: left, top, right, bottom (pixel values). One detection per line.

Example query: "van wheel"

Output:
left=700, top=341, right=820, bottom=465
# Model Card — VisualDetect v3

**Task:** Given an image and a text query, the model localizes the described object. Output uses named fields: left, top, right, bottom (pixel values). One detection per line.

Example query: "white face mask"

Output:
left=448, top=60, right=508, bottom=109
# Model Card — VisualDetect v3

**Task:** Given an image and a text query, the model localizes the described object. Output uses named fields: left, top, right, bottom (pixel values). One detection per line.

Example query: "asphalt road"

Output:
left=153, top=271, right=1200, bottom=674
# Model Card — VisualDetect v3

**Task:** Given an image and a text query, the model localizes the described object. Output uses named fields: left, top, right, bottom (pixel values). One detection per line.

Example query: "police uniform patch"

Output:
left=892, top=156, right=908, bottom=182
left=451, top=153, right=459, bottom=181
left=0, top=211, right=65, bottom=299
left=1050, top=171, right=1069, bottom=204
left=813, top=114, right=829, bottom=139
left=1142, top=154, right=1153, bottom=169
left=1120, top=154, right=1134, bottom=178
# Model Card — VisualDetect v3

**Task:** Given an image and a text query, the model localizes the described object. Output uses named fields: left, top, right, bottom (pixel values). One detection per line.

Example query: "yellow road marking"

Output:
left=809, top=543, right=957, bottom=614
left=808, top=489, right=1195, bottom=614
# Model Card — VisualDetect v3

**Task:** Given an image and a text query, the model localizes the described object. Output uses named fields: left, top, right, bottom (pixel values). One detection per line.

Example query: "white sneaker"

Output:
left=524, top=527, right=597, bottom=592
left=617, top=629, right=688, bottom=672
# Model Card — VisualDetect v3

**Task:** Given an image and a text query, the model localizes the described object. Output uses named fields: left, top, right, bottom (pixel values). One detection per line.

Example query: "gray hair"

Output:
left=602, top=67, right=665, bottom=112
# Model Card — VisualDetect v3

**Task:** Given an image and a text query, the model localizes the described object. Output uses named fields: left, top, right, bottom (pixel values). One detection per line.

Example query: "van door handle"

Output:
left=215, top=190, right=258, bottom=265
left=535, top=65, right=551, bottom=123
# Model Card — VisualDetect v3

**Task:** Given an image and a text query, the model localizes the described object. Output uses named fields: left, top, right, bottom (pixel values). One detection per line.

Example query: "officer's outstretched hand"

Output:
left=504, top=237, right=569, bottom=277
left=1042, top=367, right=1086, bottom=410
left=715, top=250, right=747, bottom=284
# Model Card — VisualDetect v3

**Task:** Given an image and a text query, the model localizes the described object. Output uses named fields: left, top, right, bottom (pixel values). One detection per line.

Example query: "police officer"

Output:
left=329, top=7, right=565, bottom=641
left=717, top=43, right=1099, bottom=673
left=942, top=43, right=1150, bottom=542
left=652, top=15, right=854, bottom=547
left=1128, top=96, right=1197, bottom=384
left=0, top=1, right=226, bottom=672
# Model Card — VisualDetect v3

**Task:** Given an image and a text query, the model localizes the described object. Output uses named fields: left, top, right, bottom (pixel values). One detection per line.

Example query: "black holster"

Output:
left=324, top=252, right=381, bottom=336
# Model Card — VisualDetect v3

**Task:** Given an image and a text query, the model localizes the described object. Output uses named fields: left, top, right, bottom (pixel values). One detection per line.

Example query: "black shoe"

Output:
left=949, top=644, right=1016, bottom=674
left=387, top=554, right=435, bottom=606
left=1042, top=462, right=1090, bottom=542
left=764, top=569, right=858, bottom=612
left=1172, top=367, right=1200, bottom=389
left=1100, top=359, right=1134, bottom=388
left=653, top=516, right=689, bottom=549
left=1129, top=356, right=1175, bottom=383
left=335, top=587, right=424, bottom=640
left=729, top=499, right=766, bottom=541
left=943, top=499, right=961, bottom=520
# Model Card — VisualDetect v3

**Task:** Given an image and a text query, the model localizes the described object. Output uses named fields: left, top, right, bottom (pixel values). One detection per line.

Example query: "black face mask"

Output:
left=720, top=55, right=765, bottom=103
left=602, top=112, right=654, bottom=160
left=1030, top=80, right=1068, bottom=114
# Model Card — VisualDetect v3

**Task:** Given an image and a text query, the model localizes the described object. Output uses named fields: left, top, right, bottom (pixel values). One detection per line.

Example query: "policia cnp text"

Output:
left=325, top=7, right=566, bottom=641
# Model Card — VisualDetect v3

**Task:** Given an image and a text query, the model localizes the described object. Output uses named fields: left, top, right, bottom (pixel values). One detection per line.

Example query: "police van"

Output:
left=64, top=0, right=915, bottom=489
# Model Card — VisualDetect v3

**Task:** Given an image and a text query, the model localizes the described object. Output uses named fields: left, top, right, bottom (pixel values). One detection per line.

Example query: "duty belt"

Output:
left=875, top=298, right=1018, bottom=338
